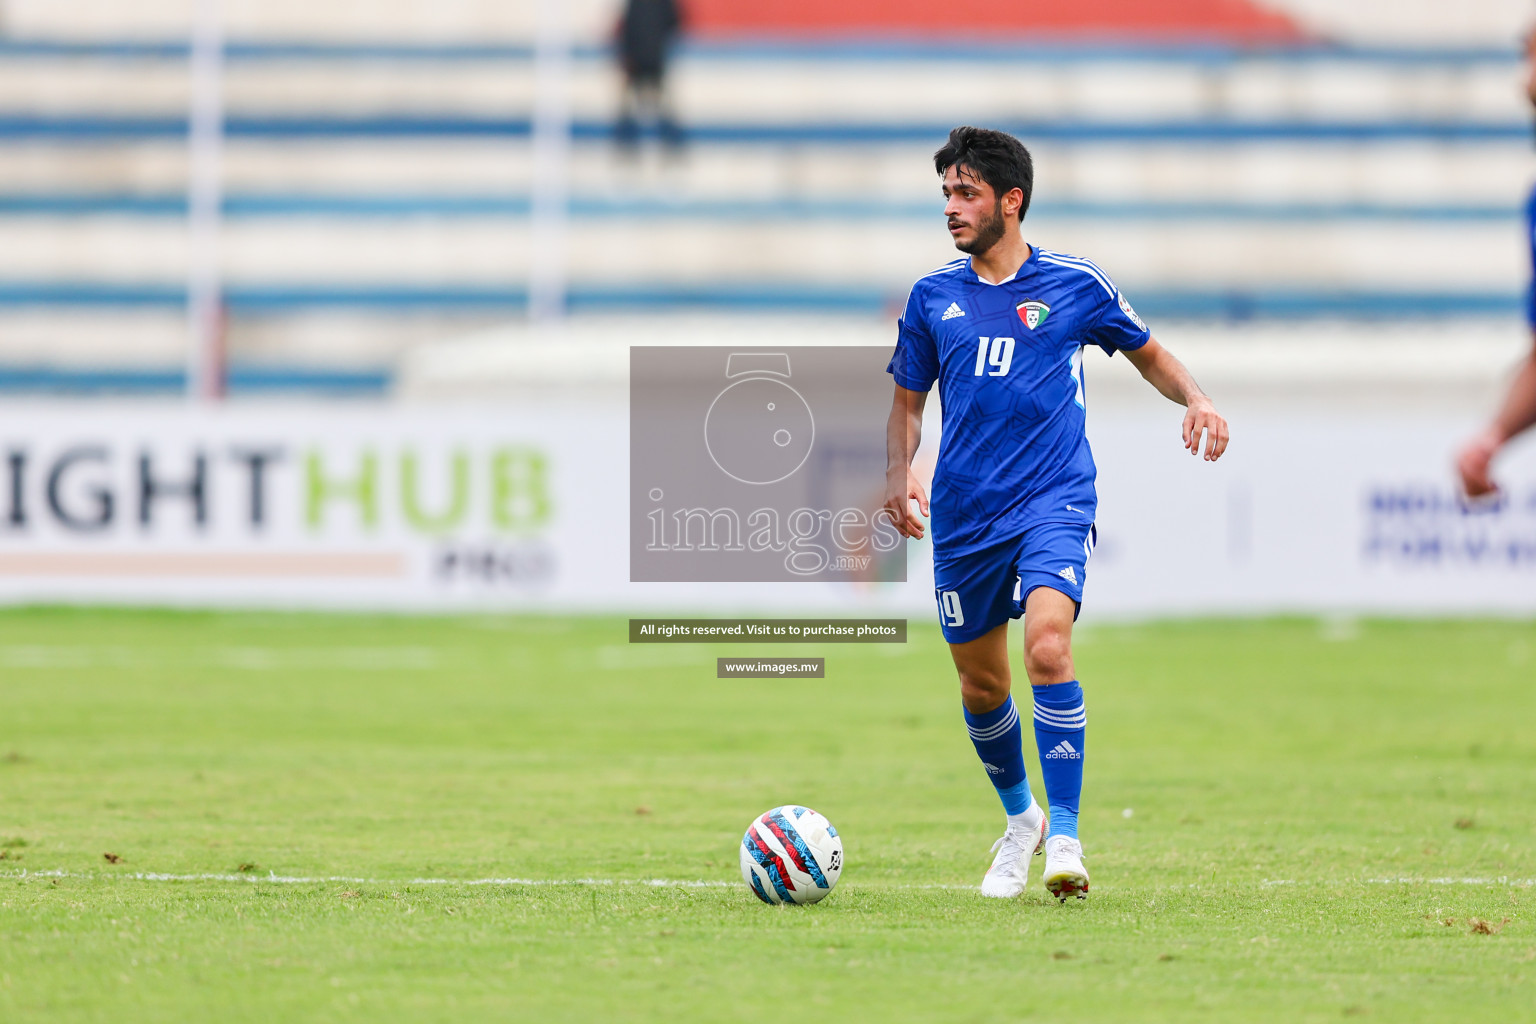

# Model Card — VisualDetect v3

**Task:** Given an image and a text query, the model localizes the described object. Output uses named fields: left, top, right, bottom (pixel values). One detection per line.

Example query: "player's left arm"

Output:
left=1123, top=337, right=1230, bottom=461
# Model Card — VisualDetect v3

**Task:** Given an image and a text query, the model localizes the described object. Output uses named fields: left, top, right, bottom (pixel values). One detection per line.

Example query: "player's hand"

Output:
left=1457, top=428, right=1503, bottom=498
left=883, top=468, right=929, bottom=540
left=1182, top=399, right=1229, bottom=461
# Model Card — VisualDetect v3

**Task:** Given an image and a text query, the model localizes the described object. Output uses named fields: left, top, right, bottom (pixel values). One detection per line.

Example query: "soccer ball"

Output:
left=739, top=805, right=843, bottom=905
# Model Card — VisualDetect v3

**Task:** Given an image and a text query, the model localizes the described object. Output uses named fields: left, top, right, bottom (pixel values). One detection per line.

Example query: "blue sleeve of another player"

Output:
left=1526, top=186, right=1536, bottom=330
left=1084, top=284, right=1151, bottom=357
left=887, top=285, right=940, bottom=391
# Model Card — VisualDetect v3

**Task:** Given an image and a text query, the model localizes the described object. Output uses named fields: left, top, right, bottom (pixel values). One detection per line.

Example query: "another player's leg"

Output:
left=949, top=623, right=1048, bottom=898
left=1021, top=585, right=1091, bottom=901
left=615, top=78, right=640, bottom=151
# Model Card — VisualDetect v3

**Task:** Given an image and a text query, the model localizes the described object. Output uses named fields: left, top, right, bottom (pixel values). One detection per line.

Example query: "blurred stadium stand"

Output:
left=0, top=0, right=1528, bottom=394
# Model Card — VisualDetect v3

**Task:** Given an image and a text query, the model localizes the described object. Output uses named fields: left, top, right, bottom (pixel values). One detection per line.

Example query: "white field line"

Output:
left=0, top=868, right=975, bottom=891
left=4, top=868, right=1531, bottom=889
left=1363, top=884, right=1529, bottom=890
left=1265, top=877, right=1535, bottom=887
left=2, top=869, right=733, bottom=888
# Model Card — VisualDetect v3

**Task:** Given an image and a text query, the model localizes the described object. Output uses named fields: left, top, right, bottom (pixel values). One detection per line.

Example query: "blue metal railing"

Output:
left=0, top=114, right=1525, bottom=144
left=0, top=38, right=1521, bottom=67
left=0, top=281, right=1517, bottom=319
left=0, top=363, right=390, bottom=395
left=0, top=193, right=1517, bottom=222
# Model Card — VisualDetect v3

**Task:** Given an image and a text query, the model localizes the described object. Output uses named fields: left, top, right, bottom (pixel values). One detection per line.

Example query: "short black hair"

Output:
left=933, top=126, right=1034, bottom=222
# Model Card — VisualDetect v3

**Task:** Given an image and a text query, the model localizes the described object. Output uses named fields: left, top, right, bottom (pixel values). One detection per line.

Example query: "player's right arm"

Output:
left=1458, top=331, right=1536, bottom=497
left=884, top=277, right=943, bottom=539
left=884, top=385, right=930, bottom=539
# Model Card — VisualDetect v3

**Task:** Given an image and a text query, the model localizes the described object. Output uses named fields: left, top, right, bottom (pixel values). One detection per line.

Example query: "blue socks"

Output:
left=964, top=684, right=1088, bottom=833
left=963, top=696, right=1033, bottom=815
left=1032, top=680, right=1086, bottom=839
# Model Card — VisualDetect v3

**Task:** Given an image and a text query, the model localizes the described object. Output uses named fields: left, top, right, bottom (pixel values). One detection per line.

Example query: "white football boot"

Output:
left=1042, top=835, right=1089, bottom=901
left=979, top=812, right=1048, bottom=899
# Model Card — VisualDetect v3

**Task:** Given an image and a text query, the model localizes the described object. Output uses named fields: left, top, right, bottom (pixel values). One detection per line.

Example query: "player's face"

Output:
left=942, top=165, right=1006, bottom=255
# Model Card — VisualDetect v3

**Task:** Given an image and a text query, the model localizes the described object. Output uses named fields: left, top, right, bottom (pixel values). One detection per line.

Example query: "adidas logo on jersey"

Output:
left=1057, top=566, right=1077, bottom=585
left=941, top=302, right=965, bottom=320
left=1044, top=740, right=1081, bottom=760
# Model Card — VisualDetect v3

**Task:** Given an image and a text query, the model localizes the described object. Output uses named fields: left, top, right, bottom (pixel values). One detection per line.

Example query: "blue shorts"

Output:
left=932, top=520, right=1098, bottom=645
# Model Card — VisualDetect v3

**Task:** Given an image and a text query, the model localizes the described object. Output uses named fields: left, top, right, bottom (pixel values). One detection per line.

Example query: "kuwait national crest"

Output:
left=1016, top=300, right=1050, bottom=330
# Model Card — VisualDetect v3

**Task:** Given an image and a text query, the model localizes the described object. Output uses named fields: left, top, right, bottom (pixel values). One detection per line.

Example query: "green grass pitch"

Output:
left=1, top=609, right=1532, bottom=1022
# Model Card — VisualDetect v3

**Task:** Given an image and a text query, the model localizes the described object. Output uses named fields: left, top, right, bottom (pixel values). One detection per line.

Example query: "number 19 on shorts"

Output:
left=938, top=589, right=965, bottom=628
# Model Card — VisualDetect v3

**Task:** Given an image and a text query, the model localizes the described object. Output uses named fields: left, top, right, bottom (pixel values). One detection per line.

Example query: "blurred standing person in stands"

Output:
left=1457, top=28, right=1536, bottom=497
left=615, top=0, right=685, bottom=152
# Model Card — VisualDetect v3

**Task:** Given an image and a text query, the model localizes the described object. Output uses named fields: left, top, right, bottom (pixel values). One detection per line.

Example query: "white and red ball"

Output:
left=739, top=805, right=843, bottom=905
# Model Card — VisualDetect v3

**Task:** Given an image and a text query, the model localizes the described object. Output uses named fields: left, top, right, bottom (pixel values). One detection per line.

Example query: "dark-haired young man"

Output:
left=884, top=126, right=1229, bottom=900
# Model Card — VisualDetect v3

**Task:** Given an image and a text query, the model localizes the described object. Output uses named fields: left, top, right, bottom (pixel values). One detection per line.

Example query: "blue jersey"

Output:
left=887, top=245, right=1149, bottom=557
left=1526, top=184, right=1536, bottom=329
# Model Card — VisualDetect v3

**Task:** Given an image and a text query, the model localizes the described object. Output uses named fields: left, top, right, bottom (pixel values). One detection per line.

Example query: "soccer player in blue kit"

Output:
left=884, top=127, right=1230, bottom=900
left=1458, top=29, right=1536, bottom=498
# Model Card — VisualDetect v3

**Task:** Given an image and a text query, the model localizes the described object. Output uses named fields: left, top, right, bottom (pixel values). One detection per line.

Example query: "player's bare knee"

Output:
left=958, top=669, right=1009, bottom=713
left=1023, top=627, right=1072, bottom=682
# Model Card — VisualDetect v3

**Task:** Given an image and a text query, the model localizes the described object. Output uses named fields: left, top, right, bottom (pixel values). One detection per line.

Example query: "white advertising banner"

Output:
left=0, top=402, right=1532, bottom=617
left=0, top=403, right=622, bottom=609
left=1087, top=410, right=1536, bottom=617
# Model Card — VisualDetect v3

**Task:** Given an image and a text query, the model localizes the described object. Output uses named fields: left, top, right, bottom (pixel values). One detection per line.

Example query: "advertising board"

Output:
left=1, top=400, right=1533, bottom=617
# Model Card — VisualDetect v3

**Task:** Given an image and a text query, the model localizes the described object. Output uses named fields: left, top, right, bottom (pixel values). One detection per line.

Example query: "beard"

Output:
left=953, top=198, right=1006, bottom=255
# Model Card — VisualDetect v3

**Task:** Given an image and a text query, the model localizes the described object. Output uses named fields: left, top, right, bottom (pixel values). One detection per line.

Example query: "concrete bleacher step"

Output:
left=0, top=52, right=1521, bottom=123
left=395, top=314, right=1532, bottom=402
left=0, top=217, right=1516, bottom=292
left=0, top=0, right=621, bottom=41
left=4, top=0, right=1523, bottom=48
left=0, top=307, right=501, bottom=372
left=0, top=140, right=1525, bottom=204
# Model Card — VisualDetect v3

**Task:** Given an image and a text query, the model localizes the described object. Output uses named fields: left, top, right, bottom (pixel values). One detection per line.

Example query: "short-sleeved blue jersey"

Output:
left=1525, top=184, right=1536, bottom=329
left=887, top=244, right=1150, bottom=557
